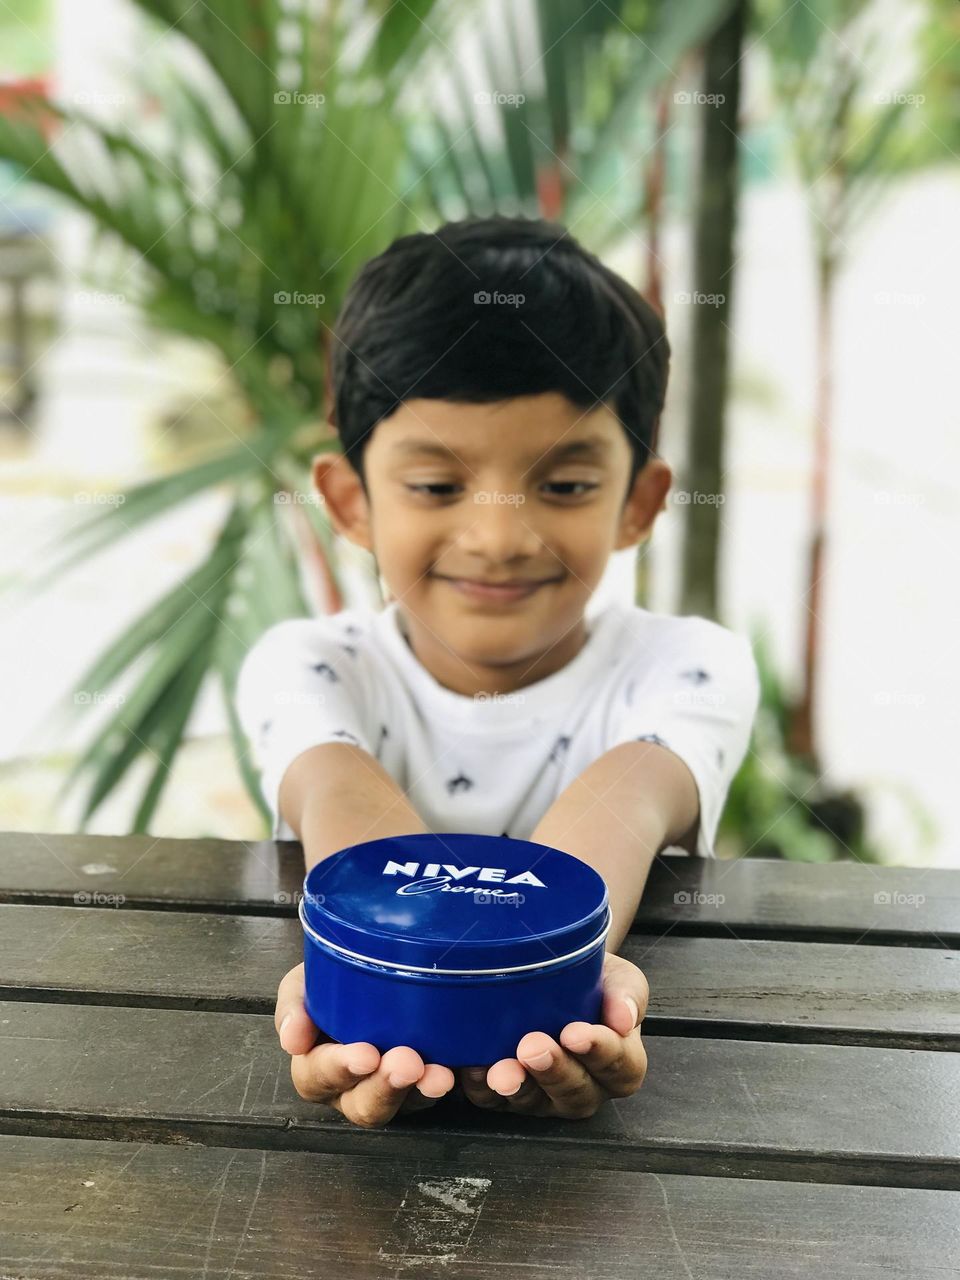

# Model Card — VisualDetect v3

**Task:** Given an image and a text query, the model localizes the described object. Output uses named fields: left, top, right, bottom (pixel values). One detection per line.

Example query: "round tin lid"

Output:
left=301, top=832, right=609, bottom=973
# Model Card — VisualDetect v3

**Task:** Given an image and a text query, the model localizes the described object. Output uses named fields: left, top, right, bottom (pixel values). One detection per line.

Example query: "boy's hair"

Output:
left=328, top=215, right=669, bottom=503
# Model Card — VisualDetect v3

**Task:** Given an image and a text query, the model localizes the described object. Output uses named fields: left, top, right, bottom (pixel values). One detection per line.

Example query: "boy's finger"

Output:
left=461, top=1064, right=547, bottom=1114
left=274, top=963, right=321, bottom=1055
left=339, top=1046, right=428, bottom=1128
left=397, top=1063, right=457, bottom=1115
left=484, top=1058, right=527, bottom=1096
left=601, top=957, right=655, bottom=1034
left=417, top=1062, right=457, bottom=1098
left=458, top=1068, right=499, bottom=1109
left=600, top=976, right=647, bottom=1037
left=290, top=1039, right=381, bottom=1103
left=275, top=961, right=306, bottom=1013
left=559, top=1022, right=648, bottom=1098
left=516, top=1032, right=599, bottom=1115
left=277, top=1006, right=322, bottom=1056
left=397, top=1090, right=442, bottom=1115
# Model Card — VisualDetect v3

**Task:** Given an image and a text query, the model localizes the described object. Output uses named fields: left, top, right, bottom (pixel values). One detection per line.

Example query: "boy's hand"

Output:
left=275, top=963, right=456, bottom=1128
left=456, top=952, right=648, bottom=1119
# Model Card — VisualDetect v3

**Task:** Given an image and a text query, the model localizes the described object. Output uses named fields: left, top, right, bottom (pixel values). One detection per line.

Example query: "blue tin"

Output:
left=298, top=832, right=611, bottom=1067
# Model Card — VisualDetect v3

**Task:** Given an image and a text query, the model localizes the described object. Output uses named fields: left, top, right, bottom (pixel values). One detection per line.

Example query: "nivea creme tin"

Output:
left=298, top=832, right=611, bottom=1066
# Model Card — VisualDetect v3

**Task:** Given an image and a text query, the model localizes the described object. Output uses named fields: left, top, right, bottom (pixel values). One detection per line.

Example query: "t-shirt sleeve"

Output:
left=235, top=618, right=377, bottom=838
left=605, top=619, right=761, bottom=857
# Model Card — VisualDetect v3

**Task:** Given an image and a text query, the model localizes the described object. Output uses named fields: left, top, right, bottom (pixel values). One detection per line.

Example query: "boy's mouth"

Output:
left=433, top=574, right=561, bottom=603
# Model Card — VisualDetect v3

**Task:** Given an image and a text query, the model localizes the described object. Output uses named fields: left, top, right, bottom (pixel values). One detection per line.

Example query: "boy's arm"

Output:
left=279, top=742, right=429, bottom=871
left=456, top=739, right=690, bottom=1118
left=528, top=740, right=700, bottom=953
left=275, top=743, right=457, bottom=1125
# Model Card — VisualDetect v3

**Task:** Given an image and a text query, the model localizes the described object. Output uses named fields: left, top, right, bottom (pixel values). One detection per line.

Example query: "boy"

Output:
left=237, top=216, right=760, bottom=1129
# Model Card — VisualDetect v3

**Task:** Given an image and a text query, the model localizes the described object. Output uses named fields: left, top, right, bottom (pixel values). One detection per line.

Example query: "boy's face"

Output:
left=312, top=392, right=672, bottom=696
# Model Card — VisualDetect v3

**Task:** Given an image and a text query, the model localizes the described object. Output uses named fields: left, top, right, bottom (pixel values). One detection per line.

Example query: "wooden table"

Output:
left=1, top=831, right=958, bottom=1278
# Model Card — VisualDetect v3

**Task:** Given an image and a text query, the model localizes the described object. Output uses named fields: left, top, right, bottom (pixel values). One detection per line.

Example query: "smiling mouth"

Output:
left=433, top=575, right=561, bottom=603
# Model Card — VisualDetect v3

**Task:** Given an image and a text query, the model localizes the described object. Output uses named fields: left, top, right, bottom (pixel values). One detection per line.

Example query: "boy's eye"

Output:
left=404, top=482, right=600, bottom=499
left=542, top=482, right=599, bottom=497
left=406, top=483, right=461, bottom=497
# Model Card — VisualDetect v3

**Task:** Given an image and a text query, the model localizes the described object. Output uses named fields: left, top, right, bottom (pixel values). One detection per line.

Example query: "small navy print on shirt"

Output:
left=311, top=662, right=340, bottom=683
left=446, top=773, right=474, bottom=795
left=680, top=667, right=711, bottom=684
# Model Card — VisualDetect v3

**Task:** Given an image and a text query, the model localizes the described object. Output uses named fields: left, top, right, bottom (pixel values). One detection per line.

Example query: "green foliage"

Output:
left=752, top=0, right=946, bottom=254
left=405, top=0, right=740, bottom=250
left=915, top=0, right=960, bottom=161
left=719, top=629, right=882, bottom=863
left=0, top=0, right=51, bottom=77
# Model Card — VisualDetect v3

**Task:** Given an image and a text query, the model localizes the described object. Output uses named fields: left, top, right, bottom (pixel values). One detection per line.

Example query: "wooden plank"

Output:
left=1, top=1135, right=958, bottom=1279
left=2, top=904, right=958, bottom=1049
left=637, top=855, right=960, bottom=948
left=1, top=831, right=954, bottom=945
left=1, top=1001, right=958, bottom=1190
left=0, top=830, right=304, bottom=913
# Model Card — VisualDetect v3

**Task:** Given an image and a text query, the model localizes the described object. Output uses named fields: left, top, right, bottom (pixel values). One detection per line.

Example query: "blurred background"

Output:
left=0, top=0, right=956, bottom=867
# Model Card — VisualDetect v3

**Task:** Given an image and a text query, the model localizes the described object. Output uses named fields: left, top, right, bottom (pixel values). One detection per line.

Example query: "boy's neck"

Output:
left=396, top=608, right=591, bottom=697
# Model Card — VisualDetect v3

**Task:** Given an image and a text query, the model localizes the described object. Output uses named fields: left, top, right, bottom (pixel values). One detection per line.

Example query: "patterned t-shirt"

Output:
left=235, top=599, right=761, bottom=857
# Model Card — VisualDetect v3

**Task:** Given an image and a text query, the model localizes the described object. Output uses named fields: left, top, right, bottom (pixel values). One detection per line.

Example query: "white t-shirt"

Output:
left=235, top=599, right=760, bottom=857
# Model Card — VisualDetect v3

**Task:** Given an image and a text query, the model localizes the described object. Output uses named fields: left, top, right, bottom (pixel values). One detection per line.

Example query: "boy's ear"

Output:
left=311, top=452, right=374, bottom=553
left=613, top=457, right=673, bottom=551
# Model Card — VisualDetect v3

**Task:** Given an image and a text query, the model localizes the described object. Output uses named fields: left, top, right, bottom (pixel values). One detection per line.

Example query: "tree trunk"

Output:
left=635, top=85, right=672, bottom=609
left=642, top=84, right=671, bottom=320
left=679, top=0, right=745, bottom=621
left=787, top=250, right=834, bottom=765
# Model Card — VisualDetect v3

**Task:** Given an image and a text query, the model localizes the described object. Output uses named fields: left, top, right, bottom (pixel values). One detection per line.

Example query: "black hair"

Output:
left=328, top=215, right=669, bottom=503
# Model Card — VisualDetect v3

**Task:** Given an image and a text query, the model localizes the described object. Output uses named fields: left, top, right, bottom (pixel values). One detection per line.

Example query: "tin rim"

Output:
left=298, top=896, right=612, bottom=975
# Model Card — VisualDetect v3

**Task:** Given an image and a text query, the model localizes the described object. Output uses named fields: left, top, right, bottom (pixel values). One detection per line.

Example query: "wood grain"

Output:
left=1, top=1001, right=958, bottom=1189
left=1, top=1134, right=958, bottom=1279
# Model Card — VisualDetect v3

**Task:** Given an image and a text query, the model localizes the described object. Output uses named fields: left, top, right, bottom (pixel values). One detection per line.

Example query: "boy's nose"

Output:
left=457, top=493, right=543, bottom=562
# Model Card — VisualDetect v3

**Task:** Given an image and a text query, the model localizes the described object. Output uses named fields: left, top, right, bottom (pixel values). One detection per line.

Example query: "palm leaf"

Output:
left=404, top=0, right=742, bottom=244
left=17, top=442, right=271, bottom=599
left=55, top=500, right=248, bottom=827
left=130, top=637, right=215, bottom=832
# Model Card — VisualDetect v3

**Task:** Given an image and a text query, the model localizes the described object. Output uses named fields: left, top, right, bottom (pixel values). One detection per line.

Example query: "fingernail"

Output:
left=494, top=1081, right=522, bottom=1096
left=523, top=1050, right=553, bottom=1071
left=278, top=1013, right=292, bottom=1046
left=416, top=1082, right=447, bottom=1098
left=625, top=996, right=640, bottom=1027
left=388, top=1071, right=416, bottom=1089
left=565, top=1036, right=591, bottom=1053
